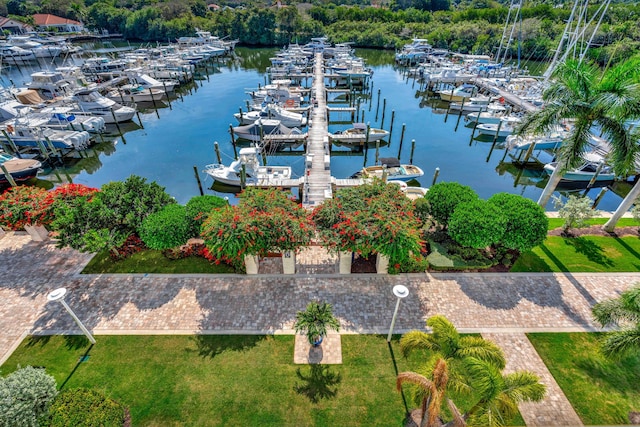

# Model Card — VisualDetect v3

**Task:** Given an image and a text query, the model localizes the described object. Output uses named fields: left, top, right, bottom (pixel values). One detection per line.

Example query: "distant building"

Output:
left=32, top=14, right=84, bottom=33
left=0, top=16, right=33, bottom=34
left=207, top=3, right=221, bottom=11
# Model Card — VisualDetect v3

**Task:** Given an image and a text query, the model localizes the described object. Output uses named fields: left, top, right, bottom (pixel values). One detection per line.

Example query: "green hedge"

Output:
left=49, top=388, right=129, bottom=427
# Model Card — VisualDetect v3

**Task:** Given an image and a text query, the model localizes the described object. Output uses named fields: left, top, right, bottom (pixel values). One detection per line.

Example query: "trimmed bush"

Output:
left=185, top=195, right=228, bottom=237
left=488, top=192, right=548, bottom=252
left=49, top=388, right=129, bottom=427
left=0, top=366, right=58, bottom=427
left=423, top=182, right=478, bottom=228
left=449, top=199, right=506, bottom=248
left=139, top=204, right=191, bottom=250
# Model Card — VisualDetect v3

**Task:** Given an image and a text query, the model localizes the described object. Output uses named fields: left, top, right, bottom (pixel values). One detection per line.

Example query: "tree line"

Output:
left=2, top=0, right=640, bottom=63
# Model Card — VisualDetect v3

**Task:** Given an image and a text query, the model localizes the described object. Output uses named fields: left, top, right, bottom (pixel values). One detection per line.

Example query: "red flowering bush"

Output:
left=110, top=234, right=147, bottom=260
left=0, top=186, right=50, bottom=230
left=312, top=179, right=425, bottom=270
left=201, top=187, right=314, bottom=267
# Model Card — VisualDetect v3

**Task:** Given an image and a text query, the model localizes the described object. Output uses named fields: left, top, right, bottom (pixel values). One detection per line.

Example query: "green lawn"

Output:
left=82, top=250, right=236, bottom=274
left=1, top=335, right=525, bottom=426
left=527, top=333, right=640, bottom=425
left=546, top=217, right=638, bottom=231
left=511, top=235, right=640, bottom=272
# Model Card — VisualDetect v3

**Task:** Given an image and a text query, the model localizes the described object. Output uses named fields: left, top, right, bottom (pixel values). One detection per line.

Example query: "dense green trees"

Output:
left=0, top=366, right=58, bottom=427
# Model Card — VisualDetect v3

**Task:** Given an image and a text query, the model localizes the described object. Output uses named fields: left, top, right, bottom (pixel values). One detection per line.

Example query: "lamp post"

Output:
left=387, top=285, right=409, bottom=343
left=47, top=288, right=96, bottom=344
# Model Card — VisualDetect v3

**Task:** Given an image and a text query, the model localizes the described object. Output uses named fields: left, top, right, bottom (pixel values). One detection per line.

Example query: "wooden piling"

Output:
left=381, top=99, right=387, bottom=128
left=193, top=165, right=204, bottom=195
left=0, top=164, right=17, bottom=187
left=214, top=141, right=222, bottom=163
left=2, top=130, right=21, bottom=158
left=454, top=97, right=466, bottom=132
left=388, top=110, right=395, bottom=142
left=432, top=167, right=440, bottom=186
left=409, top=139, right=415, bottom=165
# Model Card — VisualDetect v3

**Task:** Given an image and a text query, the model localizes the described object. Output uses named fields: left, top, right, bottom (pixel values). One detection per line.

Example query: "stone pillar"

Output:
left=339, top=251, right=352, bottom=274
left=24, top=224, right=49, bottom=242
left=282, top=250, right=296, bottom=274
left=244, top=254, right=259, bottom=275
left=376, top=253, right=389, bottom=274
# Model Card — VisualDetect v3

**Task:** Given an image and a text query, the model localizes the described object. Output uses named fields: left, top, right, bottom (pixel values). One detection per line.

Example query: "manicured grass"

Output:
left=527, top=333, right=640, bottom=425
left=2, top=335, right=525, bottom=426
left=546, top=217, right=638, bottom=231
left=511, top=235, right=640, bottom=272
left=82, top=250, right=236, bottom=274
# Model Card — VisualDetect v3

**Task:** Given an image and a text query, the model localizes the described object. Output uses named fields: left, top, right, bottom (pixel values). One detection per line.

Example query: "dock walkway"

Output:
left=302, top=53, right=333, bottom=208
left=474, top=77, right=540, bottom=113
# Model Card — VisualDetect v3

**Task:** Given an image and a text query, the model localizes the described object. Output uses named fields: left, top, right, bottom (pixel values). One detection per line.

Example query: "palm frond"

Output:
left=461, top=357, right=504, bottom=402
left=501, top=371, right=546, bottom=403
left=400, top=330, right=438, bottom=358
left=592, top=285, right=640, bottom=327
left=466, top=400, right=512, bottom=427
left=600, top=326, right=640, bottom=360
left=397, top=371, right=433, bottom=392
left=598, top=116, right=640, bottom=176
left=457, top=336, right=506, bottom=370
left=426, top=315, right=460, bottom=358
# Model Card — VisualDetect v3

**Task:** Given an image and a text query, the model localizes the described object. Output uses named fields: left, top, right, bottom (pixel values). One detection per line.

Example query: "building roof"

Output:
left=0, top=16, right=30, bottom=27
left=33, top=14, right=81, bottom=26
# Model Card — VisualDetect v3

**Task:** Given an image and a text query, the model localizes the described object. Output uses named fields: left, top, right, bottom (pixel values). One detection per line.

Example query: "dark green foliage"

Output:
left=49, top=388, right=128, bottom=427
left=413, top=197, right=430, bottom=225
left=185, top=195, right=228, bottom=237
left=424, top=182, right=478, bottom=228
left=294, top=301, right=340, bottom=345
left=449, top=199, right=505, bottom=249
left=0, top=366, right=58, bottom=427
left=139, top=204, right=191, bottom=250
left=488, top=193, right=548, bottom=253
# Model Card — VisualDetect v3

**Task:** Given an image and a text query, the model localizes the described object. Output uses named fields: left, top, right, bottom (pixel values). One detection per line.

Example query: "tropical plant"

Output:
left=553, top=194, right=601, bottom=235
left=516, top=58, right=640, bottom=209
left=448, top=199, right=506, bottom=249
left=185, top=194, right=228, bottom=237
left=0, top=186, right=50, bottom=230
left=139, top=204, right=191, bottom=250
left=49, top=388, right=129, bottom=427
left=294, top=301, right=340, bottom=346
left=0, top=366, right=58, bottom=427
left=487, top=193, right=548, bottom=253
left=592, top=284, right=640, bottom=359
left=423, top=182, right=479, bottom=229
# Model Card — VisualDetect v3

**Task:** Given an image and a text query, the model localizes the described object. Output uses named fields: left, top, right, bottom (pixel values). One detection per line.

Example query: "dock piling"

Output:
left=409, top=139, right=415, bottom=165
left=432, top=167, right=440, bottom=186
left=193, top=166, right=204, bottom=196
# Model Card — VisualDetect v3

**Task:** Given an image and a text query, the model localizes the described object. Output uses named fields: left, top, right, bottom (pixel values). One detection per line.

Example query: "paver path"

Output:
left=2, top=233, right=639, bottom=425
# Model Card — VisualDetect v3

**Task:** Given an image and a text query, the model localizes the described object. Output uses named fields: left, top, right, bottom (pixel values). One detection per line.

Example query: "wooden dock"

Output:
left=474, top=78, right=540, bottom=113
left=302, top=53, right=334, bottom=208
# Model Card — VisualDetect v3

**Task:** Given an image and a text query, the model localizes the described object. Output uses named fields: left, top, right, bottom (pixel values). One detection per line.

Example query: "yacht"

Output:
left=67, top=90, right=136, bottom=124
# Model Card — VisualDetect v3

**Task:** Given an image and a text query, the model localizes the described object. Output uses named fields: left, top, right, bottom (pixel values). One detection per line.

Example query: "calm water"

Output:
left=3, top=47, right=627, bottom=210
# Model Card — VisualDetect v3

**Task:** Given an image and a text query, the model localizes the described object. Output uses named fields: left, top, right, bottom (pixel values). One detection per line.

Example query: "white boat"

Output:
left=395, top=38, right=433, bottom=63
left=543, top=152, right=616, bottom=182
left=0, top=151, right=41, bottom=184
left=466, top=103, right=508, bottom=124
left=231, top=119, right=306, bottom=144
left=7, top=35, right=62, bottom=57
left=449, top=96, right=492, bottom=112
left=68, top=90, right=136, bottom=124
left=106, top=85, right=166, bottom=103
left=438, top=84, right=478, bottom=102
left=388, top=181, right=429, bottom=199
left=476, top=116, right=521, bottom=138
left=329, top=123, right=389, bottom=144
left=0, top=122, right=92, bottom=150
left=203, top=146, right=292, bottom=186
left=26, top=71, right=75, bottom=99
left=505, top=129, right=568, bottom=152
left=351, top=157, right=424, bottom=182
left=234, top=104, right=308, bottom=127
left=127, top=71, right=178, bottom=92
left=0, top=45, right=36, bottom=63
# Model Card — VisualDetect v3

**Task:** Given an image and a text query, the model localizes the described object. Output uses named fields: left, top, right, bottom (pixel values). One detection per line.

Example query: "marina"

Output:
left=0, top=42, right=634, bottom=211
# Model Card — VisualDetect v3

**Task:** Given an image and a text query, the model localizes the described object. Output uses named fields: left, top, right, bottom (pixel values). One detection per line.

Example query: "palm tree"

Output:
left=294, top=301, right=340, bottom=346
left=397, top=358, right=465, bottom=427
left=516, top=58, right=640, bottom=208
left=592, top=284, right=640, bottom=359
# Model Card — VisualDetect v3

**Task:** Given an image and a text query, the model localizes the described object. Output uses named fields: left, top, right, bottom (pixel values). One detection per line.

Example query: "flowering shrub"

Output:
left=0, top=186, right=50, bottom=230
left=201, top=188, right=314, bottom=266
left=163, top=241, right=208, bottom=260
left=110, top=234, right=147, bottom=260
left=312, top=179, right=425, bottom=270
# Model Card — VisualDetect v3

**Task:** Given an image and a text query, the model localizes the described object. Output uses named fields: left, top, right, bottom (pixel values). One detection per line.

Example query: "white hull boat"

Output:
left=234, top=104, right=308, bottom=127
left=231, top=119, right=306, bottom=144
left=352, top=157, right=424, bottom=182
left=543, top=153, right=616, bottom=182
left=0, top=151, right=41, bottom=184
left=476, top=116, right=521, bottom=138
left=329, top=123, right=389, bottom=144
left=106, top=86, right=166, bottom=103
left=69, top=90, right=136, bottom=124
left=203, top=146, right=292, bottom=186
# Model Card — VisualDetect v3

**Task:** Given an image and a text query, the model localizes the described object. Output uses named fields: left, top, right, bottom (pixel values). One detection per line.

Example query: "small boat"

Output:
left=476, top=116, right=521, bottom=138
left=543, top=152, right=616, bottom=182
left=351, top=157, right=424, bottom=182
left=68, top=90, right=136, bottom=124
left=234, top=103, right=308, bottom=127
left=106, top=85, right=166, bottom=103
left=449, top=96, right=492, bottom=112
left=231, top=119, right=306, bottom=144
left=0, top=122, right=92, bottom=150
left=466, top=103, right=508, bottom=124
left=329, top=123, right=389, bottom=144
left=388, top=181, right=429, bottom=199
left=203, top=146, right=293, bottom=186
left=0, top=151, right=41, bottom=184
left=505, top=129, right=568, bottom=152
left=438, top=84, right=477, bottom=102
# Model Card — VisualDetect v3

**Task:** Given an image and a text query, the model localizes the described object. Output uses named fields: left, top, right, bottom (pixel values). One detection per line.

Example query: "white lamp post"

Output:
left=47, top=287, right=96, bottom=344
left=387, top=285, right=409, bottom=342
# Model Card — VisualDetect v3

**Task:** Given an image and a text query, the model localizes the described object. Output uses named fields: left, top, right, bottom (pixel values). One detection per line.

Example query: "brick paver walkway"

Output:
left=2, top=232, right=639, bottom=425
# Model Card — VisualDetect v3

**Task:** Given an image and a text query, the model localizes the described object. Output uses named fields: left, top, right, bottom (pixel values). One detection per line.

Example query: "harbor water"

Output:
left=2, top=46, right=629, bottom=210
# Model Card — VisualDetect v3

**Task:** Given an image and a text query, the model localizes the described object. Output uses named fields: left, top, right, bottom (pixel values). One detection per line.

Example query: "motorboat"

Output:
left=26, top=71, right=75, bottom=99
left=476, top=116, right=522, bottom=138
left=234, top=104, right=308, bottom=127
left=388, top=181, right=429, bottom=199
left=20, top=107, right=106, bottom=134
left=543, top=152, right=616, bottom=182
left=438, top=84, right=478, bottom=102
left=351, top=157, right=424, bottom=182
left=0, top=151, right=41, bottom=184
left=449, top=96, right=492, bottom=112
left=106, top=85, right=166, bottom=103
left=203, top=146, right=292, bottom=186
left=68, top=90, right=136, bottom=124
left=231, top=119, right=306, bottom=144
left=395, top=38, right=433, bottom=63
left=0, top=45, right=36, bottom=63
left=6, top=35, right=62, bottom=57
left=126, top=70, right=178, bottom=92
left=505, top=129, right=568, bottom=152
left=0, top=122, right=92, bottom=150
left=466, top=103, right=508, bottom=124
left=329, top=123, right=389, bottom=144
